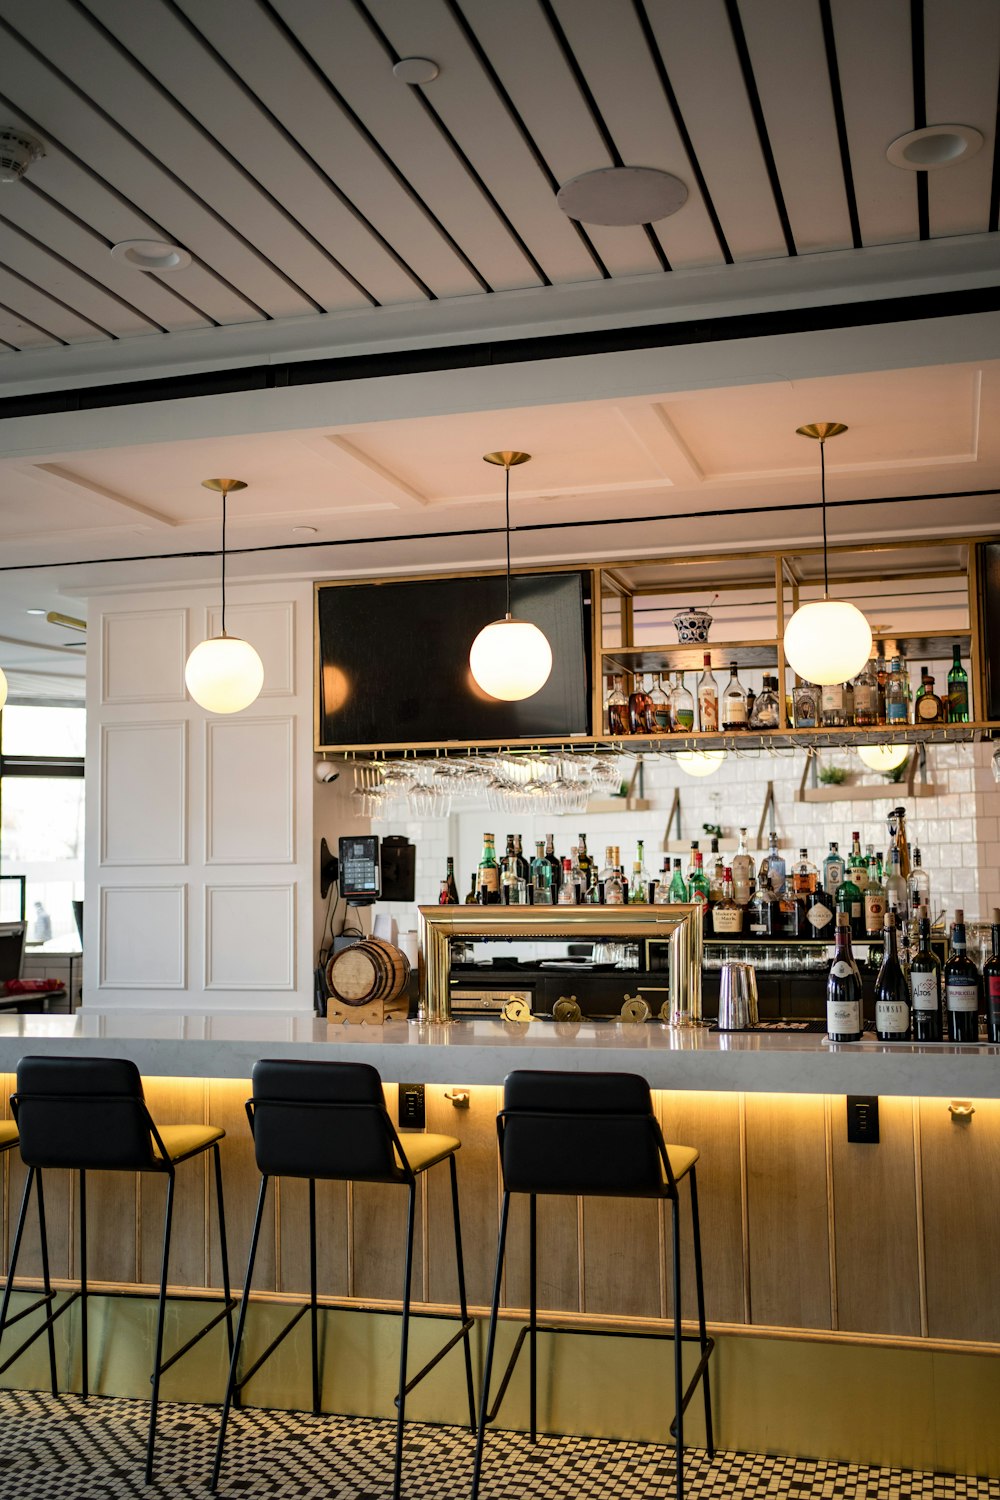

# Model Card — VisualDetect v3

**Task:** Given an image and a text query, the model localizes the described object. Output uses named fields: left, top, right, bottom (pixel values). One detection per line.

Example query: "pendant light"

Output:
left=675, top=750, right=726, bottom=777
left=469, top=451, right=552, bottom=701
left=857, top=743, right=911, bottom=772
left=782, top=424, right=873, bottom=686
left=184, top=478, right=264, bottom=714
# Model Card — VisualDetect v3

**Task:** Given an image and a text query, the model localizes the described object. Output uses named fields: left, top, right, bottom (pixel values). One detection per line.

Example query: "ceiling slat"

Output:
left=0, top=219, right=159, bottom=338
left=0, top=264, right=107, bottom=344
left=924, top=0, right=998, bottom=238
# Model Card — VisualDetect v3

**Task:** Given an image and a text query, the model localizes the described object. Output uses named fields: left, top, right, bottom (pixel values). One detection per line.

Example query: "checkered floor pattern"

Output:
left=0, top=1389, right=996, bottom=1499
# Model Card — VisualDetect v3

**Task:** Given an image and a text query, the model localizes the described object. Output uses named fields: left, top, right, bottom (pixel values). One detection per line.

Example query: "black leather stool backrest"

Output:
left=250, top=1059, right=404, bottom=1182
left=500, top=1069, right=667, bottom=1198
left=13, top=1056, right=158, bottom=1171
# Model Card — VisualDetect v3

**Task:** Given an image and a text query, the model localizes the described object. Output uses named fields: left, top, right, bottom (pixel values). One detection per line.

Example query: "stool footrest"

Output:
left=393, top=1316, right=475, bottom=1405
left=233, top=1304, right=310, bottom=1395
left=668, top=1336, right=715, bottom=1440
left=155, top=1298, right=238, bottom=1380
left=0, top=1286, right=57, bottom=1331
left=0, top=1289, right=79, bottom=1378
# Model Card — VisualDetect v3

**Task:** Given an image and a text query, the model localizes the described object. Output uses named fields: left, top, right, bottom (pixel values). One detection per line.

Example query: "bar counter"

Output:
left=0, top=1009, right=997, bottom=1097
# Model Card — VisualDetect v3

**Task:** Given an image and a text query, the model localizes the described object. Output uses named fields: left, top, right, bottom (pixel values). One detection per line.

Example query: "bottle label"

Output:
left=750, top=921, right=767, bottom=935
left=875, top=1000, right=909, bottom=1033
left=946, top=981, right=978, bottom=1013
left=989, top=976, right=1000, bottom=1004
left=654, top=707, right=671, bottom=730
left=910, top=972, right=939, bottom=1011
left=865, top=893, right=885, bottom=930
left=850, top=901, right=862, bottom=920
left=824, top=866, right=844, bottom=894
left=821, top=685, right=843, bottom=711
left=916, top=696, right=940, bottom=721
left=829, top=960, right=855, bottom=979
left=808, top=901, right=834, bottom=930
left=700, top=696, right=718, bottom=731
left=479, top=866, right=499, bottom=893
left=854, top=685, right=878, bottom=714
left=886, top=703, right=908, bottom=723
left=674, top=710, right=694, bottom=731
left=713, top=907, right=743, bottom=934
left=794, top=691, right=817, bottom=727
left=949, top=685, right=969, bottom=716
left=725, top=701, right=747, bottom=726
left=827, top=999, right=860, bottom=1033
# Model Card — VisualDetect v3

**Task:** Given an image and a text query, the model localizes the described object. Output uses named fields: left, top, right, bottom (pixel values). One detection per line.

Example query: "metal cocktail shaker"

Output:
left=717, top=962, right=759, bottom=1029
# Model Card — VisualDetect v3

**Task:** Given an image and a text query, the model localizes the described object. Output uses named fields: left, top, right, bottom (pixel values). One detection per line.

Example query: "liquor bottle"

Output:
left=477, top=833, right=501, bottom=904
left=438, top=878, right=457, bottom=905
left=746, top=881, right=775, bottom=937
left=531, top=841, right=554, bottom=904
left=606, top=675, right=629, bottom=736
left=827, top=912, right=864, bottom=1042
left=913, top=667, right=929, bottom=709
left=569, top=846, right=587, bottom=902
left=805, top=883, right=836, bottom=936
left=732, top=827, right=755, bottom=905
left=853, top=660, right=879, bottom=727
left=604, top=864, right=625, bottom=905
left=722, top=662, right=748, bottom=730
left=557, top=858, right=576, bottom=905
left=630, top=839, right=650, bottom=903
left=601, top=676, right=615, bottom=734
left=947, top=644, right=970, bottom=723
left=749, top=676, right=779, bottom=729
left=885, top=656, right=909, bottom=725
left=875, top=653, right=888, bottom=723
left=843, top=678, right=855, bottom=725
left=884, top=847, right=908, bottom=923
left=792, top=677, right=818, bottom=728
left=576, top=834, right=592, bottom=889
left=835, top=864, right=865, bottom=941
left=821, top=681, right=847, bottom=728
left=760, top=830, right=786, bottom=895
left=907, top=848, right=930, bottom=914
left=649, top=675, right=671, bottom=732
left=984, top=907, right=1000, bottom=1043
left=670, top=673, right=695, bottom=732
left=864, top=852, right=885, bottom=939
left=501, top=855, right=527, bottom=904
left=874, top=914, right=911, bottom=1040
left=823, top=841, right=845, bottom=898
left=909, top=912, right=943, bottom=1042
left=688, top=851, right=710, bottom=913
left=465, top=872, right=478, bottom=904
left=599, top=845, right=616, bottom=897
left=628, top=675, right=655, bottom=735
left=915, top=673, right=944, bottom=723
left=668, top=859, right=689, bottom=903
left=944, top=909, right=981, bottom=1043
left=708, top=840, right=725, bottom=903
left=712, top=867, right=743, bottom=935
left=504, top=833, right=517, bottom=880
left=685, top=840, right=701, bottom=889
left=847, top=832, right=867, bottom=894
left=514, top=835, right=530, bottom=883
left=791, top=848, right=818, bottom=896
left=697, top=654, right=719, bottom=732
left=745, top=685, right=756, bottom=723
left=443, top=856, right=460, bottom=905
left=544, top=833, right=562, bottom=893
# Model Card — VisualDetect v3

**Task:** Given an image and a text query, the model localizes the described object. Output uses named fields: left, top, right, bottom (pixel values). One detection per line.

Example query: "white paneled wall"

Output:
left=85, top=581, right=315, bottom=1011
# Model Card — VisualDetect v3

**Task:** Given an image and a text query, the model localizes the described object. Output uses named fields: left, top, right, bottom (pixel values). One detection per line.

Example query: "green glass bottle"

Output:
left=668, top=859, right=689, bottom=903
left=947, top=644, right=969, bottom=722
left=835, top=869, right=865, bottom=941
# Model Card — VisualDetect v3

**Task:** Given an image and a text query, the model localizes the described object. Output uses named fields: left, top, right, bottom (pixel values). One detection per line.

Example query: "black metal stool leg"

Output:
left=448, top=1154, right=477, bottom=1431
left=529, top=1193, right=537, bottom=1444
left=689, top=1167, right=714, bottom=1456
left=0, top=1166, right=35, bottom=1342
left=470, top=1190, right=510, bottom=1500
left=35, top=1170, right=58, bottom=1395
left=392, top=1182, right=417, bottom=1500
left=212, top=1144, right=234, bottom=1360
left=210, top=1175, right=269, bottom=1494
left=309, top=1177, right=320, bottom=1416
left=145, top=1169, right=175, bottom=1486
left=671, top=1198, right=684, bottom=1500
left=78, top=1170, right=88, bottom=1400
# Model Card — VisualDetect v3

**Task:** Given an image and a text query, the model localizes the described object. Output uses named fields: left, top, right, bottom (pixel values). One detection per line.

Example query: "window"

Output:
left=0, top=705, right=85, bottom=950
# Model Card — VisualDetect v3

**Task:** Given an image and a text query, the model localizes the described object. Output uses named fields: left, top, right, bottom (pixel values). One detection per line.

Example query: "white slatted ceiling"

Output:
left=0, top=263, right=103, bottom=344
left=548, top=0, right=727, bottom=268
left=0, top=219, right=155, bottom=339
left=924, top=0, right=999, bottom=238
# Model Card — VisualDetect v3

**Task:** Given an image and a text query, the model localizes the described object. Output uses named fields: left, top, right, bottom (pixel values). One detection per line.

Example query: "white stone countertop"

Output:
left=0, top=1010, right=997, bottom=1098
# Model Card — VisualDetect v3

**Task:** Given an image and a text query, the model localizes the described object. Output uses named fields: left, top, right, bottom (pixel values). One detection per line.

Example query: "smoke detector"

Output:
left=0, top=130, right=44, bottom=184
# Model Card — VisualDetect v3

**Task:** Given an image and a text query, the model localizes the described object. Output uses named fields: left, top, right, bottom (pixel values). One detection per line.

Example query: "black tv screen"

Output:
left=317, top=571, right=592, bottom=746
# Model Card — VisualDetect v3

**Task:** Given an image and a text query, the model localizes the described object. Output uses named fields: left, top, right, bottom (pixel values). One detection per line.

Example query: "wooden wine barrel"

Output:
left=326, top=938, right=410, bottom=1008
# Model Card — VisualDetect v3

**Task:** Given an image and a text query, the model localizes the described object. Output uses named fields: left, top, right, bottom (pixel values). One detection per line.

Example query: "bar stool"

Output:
left=0, top=1056, right=235, bottom=1485
left=471, top=1069, right=715, bottom=1500
left=211, top=1059, right=477, bottom=1500
left=0, top=1117, right=59, bottom=1392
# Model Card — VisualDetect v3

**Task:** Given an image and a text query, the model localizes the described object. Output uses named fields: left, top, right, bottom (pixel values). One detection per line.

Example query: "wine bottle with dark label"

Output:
left=944, top=908, right=981, bottom=1043
left=909, top=911, right=942, bottom=1042
left=984, top=907, right=1000, bottom=1044
left=874, top=912, right=911, bottom=1041
left=827, top=912, right=863, bottom=1042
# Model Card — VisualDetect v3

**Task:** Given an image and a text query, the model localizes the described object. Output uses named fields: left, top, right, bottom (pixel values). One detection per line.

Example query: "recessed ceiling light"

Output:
left=110, top=239, right=192, bottom=272
left=886, top=124, right=983, bottom=170
left=292, top=526, right=318, bottom=535
left=25, top=607, right=45, bottom=615
left=556, top=166, right=687, bottom=226
left=392, top=56, right=440, bottom=84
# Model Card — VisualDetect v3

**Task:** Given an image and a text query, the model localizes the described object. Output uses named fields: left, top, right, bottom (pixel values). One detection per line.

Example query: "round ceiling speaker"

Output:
left=556, top=166, right=688, bottom=226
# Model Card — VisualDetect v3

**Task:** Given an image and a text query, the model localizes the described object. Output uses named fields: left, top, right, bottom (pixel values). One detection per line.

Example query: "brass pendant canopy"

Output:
left=202, top=477, right=248, bottom=494
left=796, top=422, right=848, bottom=443
left=483, top=451, right=531, bottom=468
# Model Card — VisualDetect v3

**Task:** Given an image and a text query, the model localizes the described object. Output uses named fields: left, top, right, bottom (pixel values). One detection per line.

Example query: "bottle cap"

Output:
left=724, top=866, right=733, bottom=879
left=955, top=907, right=965, bottom=923
left=884, top=912, right=896, bottom=928
left=836, top=912, right=849, bottom=927
left=993, top=907, right=1000, bottom=924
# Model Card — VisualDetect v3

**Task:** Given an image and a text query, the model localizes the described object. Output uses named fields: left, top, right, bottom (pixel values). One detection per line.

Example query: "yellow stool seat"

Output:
left=0, top=1120, right=17, bottom=1151
left=152, top=1123, right=225, bottom=1165
left=663, top=1144, right=699, bottom=1186
left=395, top=1132, right=460, bottom=1175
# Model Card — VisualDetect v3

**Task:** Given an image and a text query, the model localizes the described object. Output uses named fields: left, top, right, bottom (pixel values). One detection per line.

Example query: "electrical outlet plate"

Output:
left=846, top=1094, right=879, bottom=1144
left=398, top=1083, right=425, bottom=1130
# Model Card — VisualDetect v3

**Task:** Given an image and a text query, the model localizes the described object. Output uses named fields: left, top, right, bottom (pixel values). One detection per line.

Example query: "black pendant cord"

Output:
left=504, top=464, right=512, bottom=618
left=820, top=440, right=829, bottom=598
left=221, top=486, right=228, bottom=637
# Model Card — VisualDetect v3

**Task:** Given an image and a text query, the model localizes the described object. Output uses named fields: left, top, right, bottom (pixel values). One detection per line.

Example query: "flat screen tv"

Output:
left=316, top=570, right=592, bottom=746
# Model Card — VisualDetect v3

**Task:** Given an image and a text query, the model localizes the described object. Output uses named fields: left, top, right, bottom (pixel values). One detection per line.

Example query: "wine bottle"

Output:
left=909, top=912, right=942, bottom=1042
left=874, top=913, right=911, bottom=1041
left=477, top=833, right=501, bottom=904
left=444, top=856, right=461, bottom=905
left=944, top=908, right=981, bottom=1043
left=947, top=644, right=970, bottom=723
left=544, top=833, right=562, bottom=893
left=983, top=907, right=1000, bottom=1043
left=827, top=912, right=863, bottom=1042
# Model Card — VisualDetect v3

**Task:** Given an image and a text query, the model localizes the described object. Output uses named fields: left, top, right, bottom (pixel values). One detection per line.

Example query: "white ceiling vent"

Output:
left=0, top=130, right=44, bottom=184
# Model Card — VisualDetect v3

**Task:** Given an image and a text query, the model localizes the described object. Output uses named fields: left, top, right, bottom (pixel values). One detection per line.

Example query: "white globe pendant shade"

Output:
left=0, top=666, right=7, bottom=710
left=783, top=600, right=872, bottom=686
left=185, top=635, right=264, bottom=714
left=675, top=750, right=726, bottom=777
left=469, top=615, right=553, bottom=701
left=857, top=743, right=911, bottom=773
